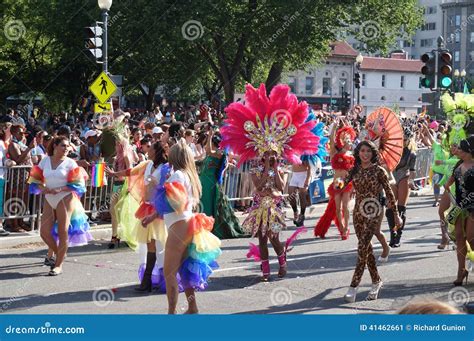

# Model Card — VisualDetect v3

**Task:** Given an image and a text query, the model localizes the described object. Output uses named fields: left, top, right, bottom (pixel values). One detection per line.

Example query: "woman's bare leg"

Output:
left=164, top=220, right=191, bottom=314
left=54, top=195, right=74, bottom=270
left=40, top=201, right=58, bottom=256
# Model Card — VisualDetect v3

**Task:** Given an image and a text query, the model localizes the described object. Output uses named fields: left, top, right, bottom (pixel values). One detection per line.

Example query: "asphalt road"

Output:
left=0, top=194, right=472, bottom=314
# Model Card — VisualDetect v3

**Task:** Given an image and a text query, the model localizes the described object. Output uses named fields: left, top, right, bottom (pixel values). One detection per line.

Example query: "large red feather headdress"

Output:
left=221, top=83, right=319, bottom=165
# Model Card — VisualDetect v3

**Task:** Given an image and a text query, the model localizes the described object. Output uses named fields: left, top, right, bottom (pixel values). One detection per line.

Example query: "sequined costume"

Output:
left=242, top=163, right=286, bottom=237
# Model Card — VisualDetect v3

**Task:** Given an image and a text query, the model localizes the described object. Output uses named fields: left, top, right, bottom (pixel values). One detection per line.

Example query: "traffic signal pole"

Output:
left=102, top=10, right=108, bottom=74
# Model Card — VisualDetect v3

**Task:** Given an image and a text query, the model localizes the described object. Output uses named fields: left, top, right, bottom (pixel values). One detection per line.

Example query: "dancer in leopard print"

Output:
left=342, top=141, right=400, bottom=303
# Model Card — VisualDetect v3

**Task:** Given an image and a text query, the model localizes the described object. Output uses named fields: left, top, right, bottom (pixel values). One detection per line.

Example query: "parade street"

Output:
left=0, top=194, right=469, bottom=315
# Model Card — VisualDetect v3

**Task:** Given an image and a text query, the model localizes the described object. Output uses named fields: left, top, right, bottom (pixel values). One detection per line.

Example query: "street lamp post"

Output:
left=355, top=53, right=363, bottom=105
left=98, top=0, right=112, bottom=74
left=453, top=69, right=466, bottom=92
left=339, top=80, right=346, bottom=113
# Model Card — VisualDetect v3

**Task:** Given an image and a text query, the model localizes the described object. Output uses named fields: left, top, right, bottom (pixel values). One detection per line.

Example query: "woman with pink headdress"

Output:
left=221, top=83, right=319, bottom=281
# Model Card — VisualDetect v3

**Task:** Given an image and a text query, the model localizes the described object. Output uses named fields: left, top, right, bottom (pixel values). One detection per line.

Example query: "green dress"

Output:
left=199, top=155, right=248, bottom=239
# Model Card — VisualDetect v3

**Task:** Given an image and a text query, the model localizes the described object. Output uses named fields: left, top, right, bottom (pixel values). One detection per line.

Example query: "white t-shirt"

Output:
left=39, top=156, right=78, bottom=189
left=163, top=169, right=194, bottom=228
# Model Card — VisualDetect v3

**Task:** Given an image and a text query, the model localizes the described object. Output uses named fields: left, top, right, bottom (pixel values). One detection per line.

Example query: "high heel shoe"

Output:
left=344, top=286, right=358, bottom=303
left=108, top=236, right=120, bottom=249
left=453, top=270, right=469, bottom=286
left=367, top=281, right=383, bottom=300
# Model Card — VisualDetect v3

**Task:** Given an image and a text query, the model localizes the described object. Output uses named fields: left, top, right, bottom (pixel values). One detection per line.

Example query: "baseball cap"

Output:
left=84, top=130, right=101, bottom=139
left=152, top=127, right=164, bottom=135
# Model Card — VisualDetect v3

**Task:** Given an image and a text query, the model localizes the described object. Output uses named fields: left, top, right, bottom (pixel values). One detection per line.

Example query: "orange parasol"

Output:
left=365, top=107, right=404, bottom=171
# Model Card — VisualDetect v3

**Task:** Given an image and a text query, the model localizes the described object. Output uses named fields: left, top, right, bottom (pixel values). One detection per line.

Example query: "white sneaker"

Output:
left=367, top=281, right=383, bottom=301
left=344, top=286, right=358, bottom=303
left=378, top=249, right=390, bottom=263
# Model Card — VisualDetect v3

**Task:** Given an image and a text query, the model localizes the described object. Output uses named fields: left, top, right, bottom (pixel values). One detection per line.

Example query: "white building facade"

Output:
left=359, top=55, right=428, bottom=116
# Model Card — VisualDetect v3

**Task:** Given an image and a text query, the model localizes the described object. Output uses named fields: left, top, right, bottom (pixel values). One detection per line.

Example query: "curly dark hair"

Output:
left=348, top=140, right=380, bottom=179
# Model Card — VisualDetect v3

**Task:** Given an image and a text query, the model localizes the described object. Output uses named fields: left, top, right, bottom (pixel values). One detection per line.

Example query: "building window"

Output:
left=456, top=15, right=461, bottom=26
left=455, top=32, right=460, bottom=43
left=361, top=95, right=366, bottom=100
left=288, top=77, right=296, bottom=93
left=421, top=22, right=436, bottom=31
left=381, top=75, right=386, bottom=87
left=420, top=39, right=434, bottom=47
left=426, top=6, right=437, bottom=14
left=400, top=75, right=405, bottom=88
left=400, top=97, right=405, bottom=101
left=403, top=40, right=414, bottom=47
left=305, top=77, right=314, bottom=94
left=455, top=51, right=460, bottom=62
left=322, top=78, right=331, bottom=95
left=362, top=74, right=366, bottom=87
left=381, top=96, right=386, bottom=101
left=471, top=32, right=474, bottom=43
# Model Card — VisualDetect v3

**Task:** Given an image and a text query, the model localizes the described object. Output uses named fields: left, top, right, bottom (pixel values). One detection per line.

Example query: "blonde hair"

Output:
left=398, top=300, right=461, bottom=315
left=168, top=140, right=201, bottom=205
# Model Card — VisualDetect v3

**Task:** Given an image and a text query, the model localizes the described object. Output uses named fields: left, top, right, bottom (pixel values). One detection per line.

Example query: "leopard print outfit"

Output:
left=345, top=165, right=398, bottom=287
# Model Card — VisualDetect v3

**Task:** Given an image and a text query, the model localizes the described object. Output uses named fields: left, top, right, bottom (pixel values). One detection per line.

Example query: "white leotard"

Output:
left=39, top=156, right=78, bottom=209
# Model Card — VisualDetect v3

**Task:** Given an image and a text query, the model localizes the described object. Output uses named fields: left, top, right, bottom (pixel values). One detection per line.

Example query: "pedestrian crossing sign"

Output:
left=89, top=71, right=117, bottom=104
left=94, top=102, right=112, bottom=113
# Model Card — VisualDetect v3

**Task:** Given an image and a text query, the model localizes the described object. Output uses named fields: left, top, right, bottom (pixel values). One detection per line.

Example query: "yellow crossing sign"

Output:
left=89, top=71, right=117, bottom=104
left=94, top=102, right=112, bottom=113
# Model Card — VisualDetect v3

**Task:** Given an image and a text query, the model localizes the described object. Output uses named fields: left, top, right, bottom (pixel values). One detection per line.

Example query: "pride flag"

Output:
left=91, top=163, right=105, bottom=187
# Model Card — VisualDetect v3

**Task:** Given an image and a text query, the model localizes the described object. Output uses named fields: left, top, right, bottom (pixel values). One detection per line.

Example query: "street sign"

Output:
left=94, top=102, right=112, bottom=113
left=89, top=71, right=117, bottom=104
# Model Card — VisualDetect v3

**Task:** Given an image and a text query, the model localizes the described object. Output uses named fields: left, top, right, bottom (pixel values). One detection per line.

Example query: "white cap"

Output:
left=84, top=130, right=101, bottom=139
left=152, top=127, right=163, bottom=135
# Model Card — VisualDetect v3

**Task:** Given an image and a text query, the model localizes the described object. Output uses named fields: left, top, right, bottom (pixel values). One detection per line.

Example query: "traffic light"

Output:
left=85, top=25, right=103, bottom=60
left=344, top=92, right=351, bottom=108
left=438, top=51, right=453, bottom=89
left=420, top=52, right=436, bottom=89
left=354, top=73, right=361, bottom=89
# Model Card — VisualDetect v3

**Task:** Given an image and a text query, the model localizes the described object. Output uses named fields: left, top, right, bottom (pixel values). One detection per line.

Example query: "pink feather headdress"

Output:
left=221, top=83, right=319, bottom=165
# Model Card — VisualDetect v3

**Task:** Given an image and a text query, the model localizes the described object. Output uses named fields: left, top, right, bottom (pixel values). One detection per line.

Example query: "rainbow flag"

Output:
left=91, top=163, right=105, bottom=187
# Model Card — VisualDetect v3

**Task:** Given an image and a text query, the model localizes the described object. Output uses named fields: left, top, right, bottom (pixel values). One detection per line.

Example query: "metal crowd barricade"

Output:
left=0, top=164, right=117, bottom=231
left=413, top=147, right=433, bottom=181
left=0, top=148, right=435, bottom=229
left=220, top=148, right=435, bottom=202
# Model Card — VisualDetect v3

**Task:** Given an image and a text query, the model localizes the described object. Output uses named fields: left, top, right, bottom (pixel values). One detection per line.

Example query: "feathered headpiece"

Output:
left=301, top=110, right=327, bottom=165
left=441, top=92, right=471, bottom=145
left=335, top=126, right=356, bottom=149
left=221, top=84, right=319, bottom=165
